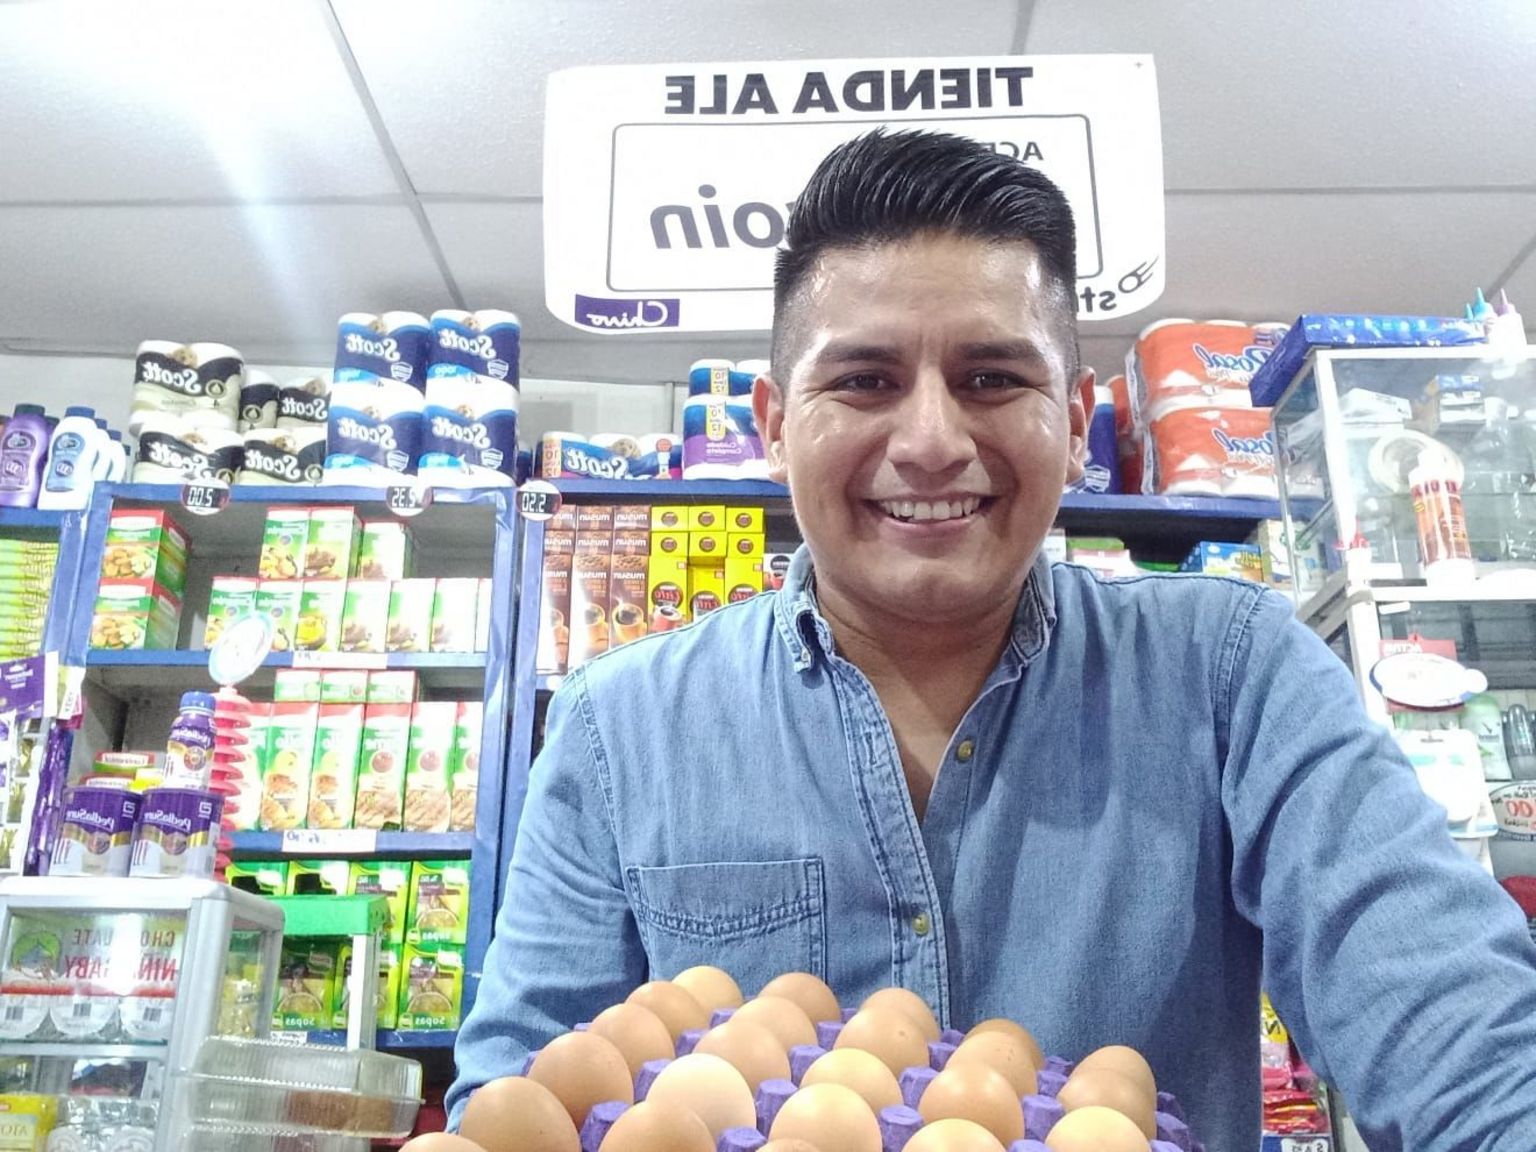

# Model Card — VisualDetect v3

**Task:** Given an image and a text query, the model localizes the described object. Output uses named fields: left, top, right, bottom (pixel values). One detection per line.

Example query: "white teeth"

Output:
left=878, top=498, right=985, bottom=523
left=913, top=501, right=934, bottom=521
left=899, top=500, right=915, bottom=519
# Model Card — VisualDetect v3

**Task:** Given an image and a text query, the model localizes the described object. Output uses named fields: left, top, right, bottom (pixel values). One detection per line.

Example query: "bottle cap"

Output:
left=180, top=690, right=217, bottom=714
left=13, top=404, right=43, bottom=416
left=63, top=406, right=95, bottom=418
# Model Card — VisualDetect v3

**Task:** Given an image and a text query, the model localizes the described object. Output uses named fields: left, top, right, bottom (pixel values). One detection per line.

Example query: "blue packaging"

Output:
left=419, top=375, right=519, bottom=486
left=682, top=397, right=766, bottom=479
left=1066, top=392, right=1120, bottom=495
left=427, top=309, right=521, bottom=385
left=333, top=311, right=432, bottom=388
left=324, top=379, right=424, bottom=483
left=539, top=435, right=668, bottom=481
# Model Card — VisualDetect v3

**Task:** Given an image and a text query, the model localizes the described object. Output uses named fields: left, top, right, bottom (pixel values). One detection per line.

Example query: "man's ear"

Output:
left=1063, top=368, right=1096, bottom=485
left=754, top=372, right=789, bottom=484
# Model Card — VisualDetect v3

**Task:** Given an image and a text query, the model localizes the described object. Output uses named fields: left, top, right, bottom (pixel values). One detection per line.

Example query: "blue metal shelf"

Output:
left=551, top=478, right=790, bottom=501
left=85, top=649, right=487, bottom=670
left=229, top=831, right=475, bottom=857
left=0, top=507, right=66, bottom=532
left=1058, top=492, right=1281, bottom=520
left=102, top=482, right=509, bottom=509
left=291, top=1029, right=456, bottom=1051
left=83, top=649, right=489, bottom=695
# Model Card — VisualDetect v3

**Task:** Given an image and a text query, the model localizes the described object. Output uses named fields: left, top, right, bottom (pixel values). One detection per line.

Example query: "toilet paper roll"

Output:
left=323, top=378, right=424, bottom=484
left=132, top=414, right=244, bottom=484
left=688, top=358, right=755, bottom=397
left=418, top=373, right=520, bottom=487
left=538, top=432, right=669, bottom=480
left=276, top=377, right=330, bottom=428
left=130, top=340, right=243, bottom=436
left=237, top=427, right=325, bottom=486
left=428, top=309, right=521, bottom=385
left=238, top=370, right=279, bottom=433
left=334, top=311, right=432, bottom=388
left=682, top=396, right=767, bottom=480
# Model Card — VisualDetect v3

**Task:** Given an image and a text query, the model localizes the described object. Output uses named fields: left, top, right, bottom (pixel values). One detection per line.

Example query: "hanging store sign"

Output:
left=544, top=55, right=1164, bottom=334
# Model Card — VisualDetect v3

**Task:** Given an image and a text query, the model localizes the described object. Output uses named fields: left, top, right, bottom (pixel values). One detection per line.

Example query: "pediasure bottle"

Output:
left=36, top=406, right=104, bottom=511
left=163, top=690, right=216, bottom=788
left=0, top=404, right=51, bottom=508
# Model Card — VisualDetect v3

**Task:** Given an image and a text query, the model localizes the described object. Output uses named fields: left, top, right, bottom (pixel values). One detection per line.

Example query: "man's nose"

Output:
left=886, top=371, right=975, bottom=473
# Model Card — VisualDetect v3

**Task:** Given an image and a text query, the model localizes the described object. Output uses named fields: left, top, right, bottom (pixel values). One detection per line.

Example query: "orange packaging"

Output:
left=1130, top=321, right=1287, bottom=425
left=1148, top=407, right=1278, bottom=499
left=568, top=550, right=612, bottom=666
left=610, top=554, right=650, bottom=647
left=535, top=550, right=572, bottom=675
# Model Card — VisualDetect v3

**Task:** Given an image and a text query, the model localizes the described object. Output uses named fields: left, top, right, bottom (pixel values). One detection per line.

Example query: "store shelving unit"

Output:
left=0, top=508, right=67, bottom=532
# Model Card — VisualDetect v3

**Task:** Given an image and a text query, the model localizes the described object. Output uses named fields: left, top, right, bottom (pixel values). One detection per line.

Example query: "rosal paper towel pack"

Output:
left=132, top=414, right=244, bottom=484
left=538, top=433, right=675, bottom=480
left=130, top=341, right=244, bottom=435
left=417, top=309, right=522, bottom=486
left=333, top=312, right=432, bottom=388
left=323, top=379, right=424, bottom=484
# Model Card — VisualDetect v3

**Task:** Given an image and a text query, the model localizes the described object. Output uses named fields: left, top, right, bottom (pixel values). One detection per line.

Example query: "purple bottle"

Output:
left=0, top=405, right=50, bottom=507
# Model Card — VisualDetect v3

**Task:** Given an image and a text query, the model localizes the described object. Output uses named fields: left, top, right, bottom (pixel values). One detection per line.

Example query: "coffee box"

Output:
left=403, top=701, right=456, bottom=833
left=102, top=509, right=189, bottom=597
left=398, top=943, right=462, bottom=1031
left=549, top=506, right=578, bottom=532
left=687, top=505, right=726, bottom=532
left=365, top=669, right=418, bottom=705
left=725, top=556, right=764, bottom=605
left=688, top=531, right=725, bottom=561
left=319, top=669, right=369, bottom=705
left=349, top=860, right=412, bottom=944
left=609, top=554, right=649, bottom=648
left=255, top=581, right=302, bottom=655
left=258, top=507, right=309, bottom=581
left=613, top=505, right=649, bottom=531
left=576, top=505, right=614, bottom=535
left=341, top=580, right=390, bottom=653
left=202, top=575, right=258, bottom=648
left=386, top=579, right=436, bottom=653
left=727, top=506, right=764, bottom=533
left=689, top=562, right=726, bottom=618
left=568, top=550, right=611, bottom=667
left=303, top=506, right=362, bottom=581
left=260, top=698, right=318, bottom=830
left=650, top=505, right=688, bottom=531
left=287, top=858, right=352, bottom=896
left=611, top=530, right=650, bottom=556
left=727, top=533, right=764, bottom=559
left=647, top=539, right=689, bottom=634
left=308, top=703, right=364, bottom=830
left=475, top=577, right=492, bottom=652
left=356, top=520, right=415, bottom=581
left=225, top=861, right=288, bottom=898
left=355, top=701, right=411, bottom=831
left=450, top=701, right=482, bottom=833
left=430, top=578, right=480, bottom=652
left=406, top=860, right=470, bottom=946
left=90, top=580, right=182, bottom=650
left=274, top=940, right=339, bottom=1031
left=274, top=668, right=322, bottom=703
left=296, top=581, right=345, bottom=652
left=536, top=550, right=573, bottom=674
left=764, top=552, right=793, bottom=591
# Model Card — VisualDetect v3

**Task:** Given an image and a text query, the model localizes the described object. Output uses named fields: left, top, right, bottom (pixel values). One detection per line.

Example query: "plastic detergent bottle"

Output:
left=0, top=404, right=51, bottom=508
left=1461, top=399, right=1536, bottom=562
left=37, top=406, right=103, bottom=510
left=91, top=419, right=115, bottom=483
left=164, top=691, right=216, bottom=788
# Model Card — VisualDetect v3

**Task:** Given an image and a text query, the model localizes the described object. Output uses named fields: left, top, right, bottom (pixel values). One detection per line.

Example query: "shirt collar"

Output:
left=773, top=543, right=1058, bottom=672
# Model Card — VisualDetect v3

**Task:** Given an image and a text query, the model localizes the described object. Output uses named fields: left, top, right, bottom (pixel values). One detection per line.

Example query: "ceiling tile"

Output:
left=1499, top=238, right=1536, bottom=319
left=1026, top=0, right=1536, bottom=190
left=0, top=204, right=449, bottom=355
left=337, top=0, right=1022, bottom=199
left=423, top=201, right=546, bottom=309
left=0, top=0, right=399, bottom=202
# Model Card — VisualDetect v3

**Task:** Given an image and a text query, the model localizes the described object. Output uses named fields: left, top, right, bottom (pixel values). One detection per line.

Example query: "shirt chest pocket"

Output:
left=625, top=858, right=827, bottom=993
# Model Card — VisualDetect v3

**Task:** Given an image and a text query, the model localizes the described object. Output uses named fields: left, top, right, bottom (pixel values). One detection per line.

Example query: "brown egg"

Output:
left=800, top=1048, right=902, bottom=1113
left=401, top=1137, right=490, bottom=1152
left=917, top=1063, right=1025, bottom=1145
left=627, top=981, right=709, bottom=1041
left=459, top=1075, right=581, bottom=1152
left=769, top=1083, right=881, bottom=1152
left=904, top=1118, right=1007, bottom=1152
left=965, top=1018, right=1046, bottom=1072
left=1045, top=1105, right=1152, bottom=1151
left=644, top=1053, right=755, bottom=1137
left=673, top=965, right=744, bottom=1014
left=860, top=987, right=941, bottom=1043
left=834, top=1007, right=930, bottom=1076
left=761, top=972, right=842, bottom=1024
left=599, top=1099, right=715, bottom=1152
left=527, top=1033, right=635, bottom=1129
left=759, top=1142, right=825, bottom=1152
left=948, top=1030, right=1039, bottom=1098
left=733, top=995, right=818, bottom=1051
left=588, top=1003, right=676, bottom=1079
left=1058, top=1068, right=1156, bottom=1139
left=693, top=1019, right=791, bottom=1091
left=1074, top=1045, right=1157, bottom=1100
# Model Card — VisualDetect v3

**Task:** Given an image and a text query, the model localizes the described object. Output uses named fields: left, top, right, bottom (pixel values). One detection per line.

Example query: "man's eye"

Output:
left=968, top=371, right=1025, bottom=391
left=833, top=373, right=890, bottom=393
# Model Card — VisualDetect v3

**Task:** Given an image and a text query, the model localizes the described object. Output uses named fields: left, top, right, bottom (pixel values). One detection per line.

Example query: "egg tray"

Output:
left=519, top=1011, right=1202, bottom=1152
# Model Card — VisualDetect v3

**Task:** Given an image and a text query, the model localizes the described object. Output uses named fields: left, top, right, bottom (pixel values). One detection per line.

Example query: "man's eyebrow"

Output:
left=809, top=341, right=906, bottom=366
left=956, top=340, right=1051, bottom=369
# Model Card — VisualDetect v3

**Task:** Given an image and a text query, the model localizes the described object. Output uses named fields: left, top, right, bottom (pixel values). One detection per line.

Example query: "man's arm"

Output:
left=446, top=667, right=646, bottom=1128
left=1221, top=588, right=1536, bottom=1152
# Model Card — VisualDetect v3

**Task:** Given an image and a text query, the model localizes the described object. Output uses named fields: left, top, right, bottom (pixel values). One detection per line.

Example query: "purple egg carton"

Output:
left=1157, top=1110, right=1192, bottom=1151
left=579, top=1100, right=628, bottom=1152
left=841, top=1005, right=859, bottom=1023
left=788, top=1044, right=826, bottom=1085
left=710, top=1007, right=737, bottom=1028
left=939, top=1028, right=965, bottom=1046
left=1157, top=1090, right=1184, bottom=1121
left=677, top=1027, right=705, bottom=1057
left=1044, top=1055, right=1074, bottom=1077
left=926, top=1040, right=955, bottom=1071
left=754, top=1078, right=796, bottom=1136
left=899, top=1065, right=935, bottom=1110
left=1021, top=1094, right=1063, bottom=1142
left=878, top=1104, right=923, bottom=1152
left=634, top=1058, right=670, bottom=1101
left=1007, top=1142, right=1050, bottom=1152
left=719, top=1126, right=766, bottom=1152
left=815, top=1020, right=844, bottom=1049
left=517, top=1051, right=538, bottom=1076
left=1035, top=1067, right=1067, bottom=1097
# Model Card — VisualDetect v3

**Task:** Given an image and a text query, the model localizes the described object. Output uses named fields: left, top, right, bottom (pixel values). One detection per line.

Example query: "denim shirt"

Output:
left=451, top=548, right=1536, bottom=1151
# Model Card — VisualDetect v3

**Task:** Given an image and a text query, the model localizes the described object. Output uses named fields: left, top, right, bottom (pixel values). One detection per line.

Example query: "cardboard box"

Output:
left=650, top=505, right=688, bottom=531
left=356, top=520, right=415, bottom=581
left=576, top=506, right=615, bottom=536
left=273, top=668, right=322, bottom=703
left=336, top=940, right=404, bottom=1031
left=407, top=860, right=470, bottom=946
left=349, top=860, right=412, bottom=944
left=764, top=552, right=792, bottom=591
left=689, top=563, right=725, bottom=618
left=613, top=505, right=650, bottom=531
left=430, top=578, right=480, bottom=652
left=102, top=509, right=189, bottom=597
left=611, top=530, right=650, bottom=556
left=354, top=701, right=411, bottom=831
left=307, top=703, right=364, bottom=829
left=303, top=506, right=362, bottom=581
left=201, top=575, right=258, bottom=648
left=255, top=580, right=303, bottom=654
left=319, top=670, right=370, bottom=705
left=688, top=531, right=725, bottom=561
left=225, top=861, right=288, bottom=898
left=647, top=545, right=689, bottom=634
left=90, top=580, right=181, bottom=650
left=365, top=669, right=418, bottom=705
left=403, top=701, right=456, bottom=833
left=1181, top=541, right=1264, bottom=583
left=398, top=943, right=463, bottom=1031
left=296, top=581, right=345, bottom=652
left=475, top=577, right=492, bottom=652
left=727, top=506, right=764, bottom=533
left=450, top=701, right=483, bottom=833
left=687, top=506, right=727, bottom=532
left=258, top=507, right=310, bottom=581
left=274, top=940, right=340, bottom=1031
left=727, top=533, right=765, bottom=559
left=725, top=556, right=764, bottom=606
left=536, top=551, right=573, bottom=674
left=228, top=703, right=270, bottom=832
left=386, top=579, right=436, bottom=653
left=609, top=554, right=649, bottom=648
left=568, top=550, right=611, bottom=667
left=549, top=506, right=578, bottom=532
left=544, top=530, right=576, bottom=557
left=341, top=581, right=390, bottom=653
left=263, top=699, right=320, bottom=829
left=287, top=858, right=351, bottom=896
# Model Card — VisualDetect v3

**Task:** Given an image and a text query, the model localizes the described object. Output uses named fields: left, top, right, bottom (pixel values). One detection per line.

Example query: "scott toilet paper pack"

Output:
left=130, top=341, right=244, bottom=435
left=538, top=433, right=675, bottom=480
left=238, top=370, right=279, bottom=432
left=417, top=310, right=522, bottom=487
left=323, top=379, right=424, bottom=484
left=238, top=428, right=326, bottom=486
left=277, top=377, right=329, bottom=428
left=333, top=312, right=432, bottom=388
left=132, top=414, right=244, bottom=484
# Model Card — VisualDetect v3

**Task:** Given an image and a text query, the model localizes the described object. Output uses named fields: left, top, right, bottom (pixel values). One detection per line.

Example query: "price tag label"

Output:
left=290, top=650, right=387, bottom=671
left=279, top=828, right=379, bottom=855
left=387, top=482, right=434, bottom=518
left=1278, top=1139, right=1331, bottom=1152
left=180, top=479, right=231, bottom=517
left=270, top=1030, right=310, bottom=1044
left=519, top=479, right=563, bottom=522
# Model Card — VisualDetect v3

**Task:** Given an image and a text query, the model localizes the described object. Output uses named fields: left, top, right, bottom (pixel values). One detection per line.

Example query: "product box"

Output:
left=611, top=530, right=650, bottom=556
left=347, top=861, right=413, bottom=949
left=355, top=701, right=411, bottom=831
left=261, top=696, right=315, bottom=830
left=688, top=531, right=725, bottom=561
left=356, top=520, right=415, bottom=581
left=296, top=580, right=345, bottom=652
left=727, top=533, right=764, bottom=559
left=202, top=575, right=259, bottom=649
left=1181, top=541, right=1264, bottom=583
left=764, top=552, right=792, bottom=592
left=689, top=562, right=726, bottom=618
left=450, top=701, right=483, bottom=833
left=274, top=940, right=339, bottom=1031
left=549, top=506, right=578, bottom=532
left=287, top=858, right=352, bottom=896
left=225, top=861, right=288, bottom=898
left=647, top=544, right=689, bottom=634
left=303, top=506, right=362, bottom=581
left=568, top=550, right=611, bottom=667
left=102, top=509, right=189, bottom=597
left=386, top=579, right=436, bottom=653
left=609, top=554, right=649, bottom=648
left=308, top=703, right=364, bottom=829
left=273, top=668, right=322, bottom=703
left=687, top=505, right=726, bottom=532
left=341, top=580, right=390, bottom=653
left=398, top=943, right=463, bottom=1031
left=475, top=577, right=492, bottom=652
left=613, top=505, right=649, bottom=532
left=319, top=669, right=370, bottom=705
left=727, top=506, right=764, bottom=533
left=406, top=860, right=470, bottom=945
left=544, top=530, right=576, bottom=557
left=725, top=556, right=764, bottom=605
left=365, top=669, right=418, bottom=705
left=430, top=578, right=481, bottom=652
left=255, top=580, right=303, bottom=654
left=650, top=505, right=688, bottom=531
left=576, top=505, right=614, bottom=536
left=90, top=580, right=181, bottom=650
left=0, top=1096, right=57, bottom=1150
left=536, top=550, right=573, bottom=674
left=258, top=507, right=310, bottom=581
left=403, top=701, right=456, bottom=833
left=336, top=940, right=404, bottom=1031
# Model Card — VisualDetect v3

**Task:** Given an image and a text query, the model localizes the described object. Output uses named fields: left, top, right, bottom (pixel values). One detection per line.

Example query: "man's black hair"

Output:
left=771, top=129, right=1080, bottom=376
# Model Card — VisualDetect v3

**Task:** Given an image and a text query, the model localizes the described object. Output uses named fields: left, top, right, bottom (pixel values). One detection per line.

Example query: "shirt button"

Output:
left=956, top=739, right=975, bottom=763
left=911, top=912, right=931, bottom=937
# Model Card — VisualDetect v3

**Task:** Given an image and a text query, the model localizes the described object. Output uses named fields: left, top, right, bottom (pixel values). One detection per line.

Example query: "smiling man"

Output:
left=452, top=131, right=1536, bottom=1151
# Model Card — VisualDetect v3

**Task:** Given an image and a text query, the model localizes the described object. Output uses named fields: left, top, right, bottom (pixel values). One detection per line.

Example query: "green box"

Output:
left=256, top=581, right=303, bottom=654
left=286, top=859, right=351, bottom=896
left=274, top=940, right=340, bottom=1031
left=203, top=575, right=259, bottom=649
left=308, top=704, right=364, bottom=830
left=90, top=580, right=182, bottom=650
left=296, top=581, right=345, bottom=652
left=355, top=702, right=410, bottom=831
left=102, top=509, right=188, bottom=597
left=356, top=521, right=415, bottom=582
left=225, top=861, right=289, bottom=898
left=348, top=860, right=412, bottom=945
left=430, top=578, right=480, bottom=653
left=386, top=579, right=436, bottom=654
left=258, top=507, right=309, bottom=581
left=406, top=860, right=470, bottom=946
left=404, top=702, right=455, bottom=833
left=333, top=940, right=404, bottom=1031
left=450, top=701, right=483, bottom=833
left=273, top=668, right=322, bottom=703
left=365, top=670, right=417, bottom=705
left=341, top=581, right=389, bottom=653
left=303, top=506, right=362, bottom=581
left=398, top=943, right=463, bottom=1031
left=319, top=670, right=370, bottom=705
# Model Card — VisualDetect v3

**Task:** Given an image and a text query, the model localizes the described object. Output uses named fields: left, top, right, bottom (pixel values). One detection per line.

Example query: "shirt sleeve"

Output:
left=446, top=665, right=646, bottom=1129
left=1220, top=587, right=1536, bottom=1152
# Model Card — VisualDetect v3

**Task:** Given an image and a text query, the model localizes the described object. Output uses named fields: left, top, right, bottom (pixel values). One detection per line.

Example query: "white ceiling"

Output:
left=2, top=0, right=1534, bottom=390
